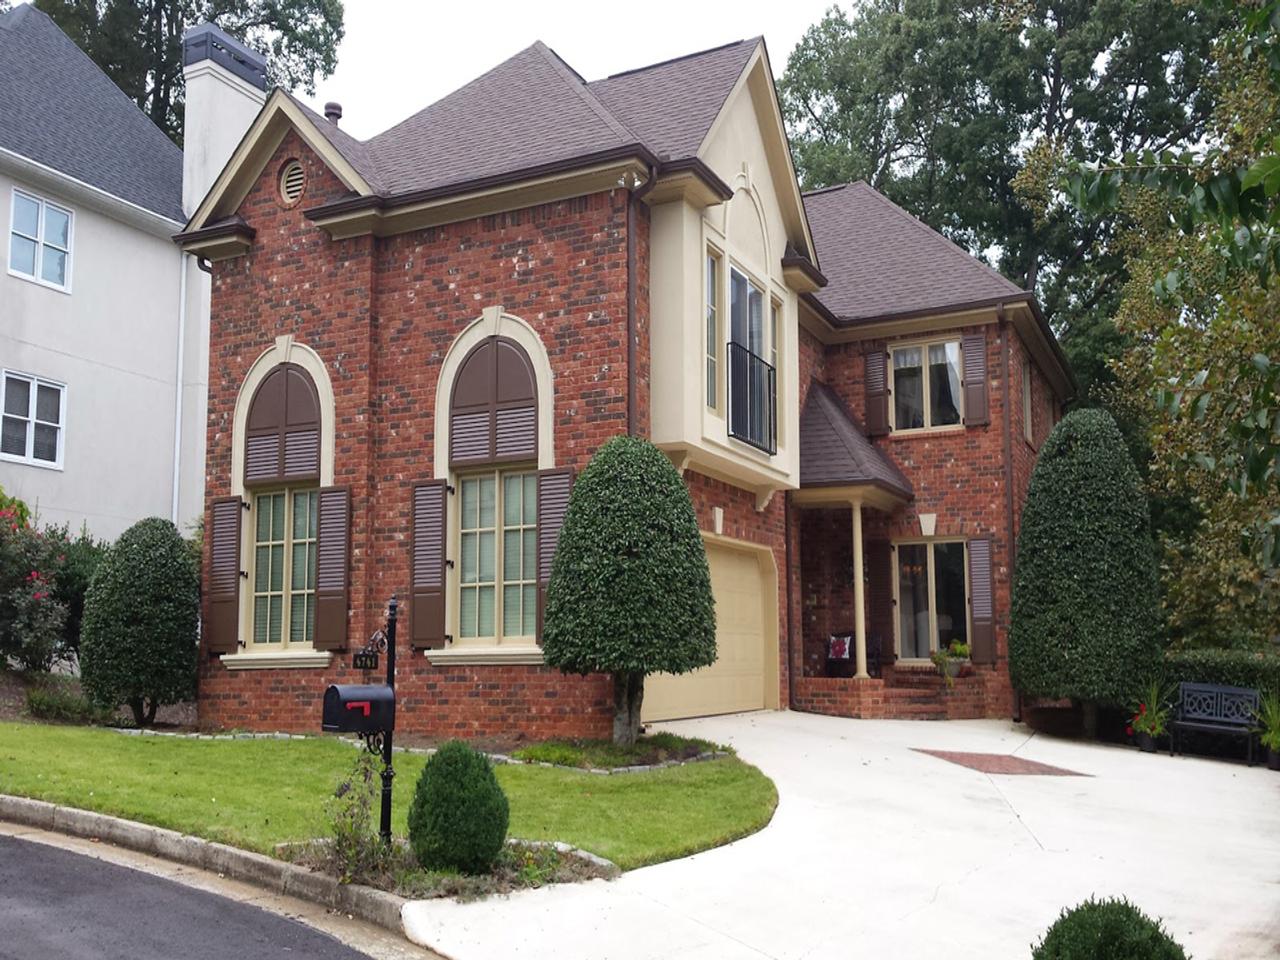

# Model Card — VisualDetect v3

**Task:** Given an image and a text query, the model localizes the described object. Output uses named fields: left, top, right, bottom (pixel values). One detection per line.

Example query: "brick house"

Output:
left=177, top=34, right=1074, bottom=738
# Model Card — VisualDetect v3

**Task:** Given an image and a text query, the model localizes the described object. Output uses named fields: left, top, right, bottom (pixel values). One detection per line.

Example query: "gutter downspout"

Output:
left=999, top=305, right=1020, bottom=722
left=626, top=168, right=657, bottom=436
left=785, top=493, right=795, bottom=710
left=171, top=252, right=189, bottom=525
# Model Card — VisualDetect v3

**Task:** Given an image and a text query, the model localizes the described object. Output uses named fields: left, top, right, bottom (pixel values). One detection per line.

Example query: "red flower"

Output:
left=1126, top=726, right=1134, bottom=736
left=1139, top=703, right=1147, bottom=715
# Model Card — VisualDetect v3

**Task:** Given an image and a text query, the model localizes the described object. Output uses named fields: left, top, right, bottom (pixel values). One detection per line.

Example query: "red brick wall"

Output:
left=198, top=132, right=640, bottom=738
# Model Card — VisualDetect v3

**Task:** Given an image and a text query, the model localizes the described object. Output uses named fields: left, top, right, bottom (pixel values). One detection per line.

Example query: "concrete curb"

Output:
left=0, top=795, right=407, bottom=936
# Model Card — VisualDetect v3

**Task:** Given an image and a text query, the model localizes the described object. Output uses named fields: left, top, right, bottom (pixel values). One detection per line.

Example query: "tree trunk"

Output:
left=129, top=697, right=158, bottom=728
left=612, top=671, right=645, bottom=747
left=1081, top=700, right=1098, bottom=740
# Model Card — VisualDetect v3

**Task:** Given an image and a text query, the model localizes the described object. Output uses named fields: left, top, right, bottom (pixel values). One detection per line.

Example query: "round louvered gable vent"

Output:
left=279, top=160, right=305, bottom=204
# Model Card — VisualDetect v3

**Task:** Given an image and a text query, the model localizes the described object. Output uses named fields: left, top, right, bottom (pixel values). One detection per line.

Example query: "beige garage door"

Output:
left=642, top=541, right=772, bottom=723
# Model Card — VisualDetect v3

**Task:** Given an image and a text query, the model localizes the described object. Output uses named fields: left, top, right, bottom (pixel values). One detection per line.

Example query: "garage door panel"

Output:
left=641, top=543, right=770, bottom=723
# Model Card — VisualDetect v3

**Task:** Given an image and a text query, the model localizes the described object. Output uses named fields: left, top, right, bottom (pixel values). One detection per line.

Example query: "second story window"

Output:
left=706, top=251, right=720, bottom=410
left=9, top=190, right=72, bottom=292
left=1, top=371, right=65, bottom=468
left=727, top=267, right=776, bottom=454
left=892, top=340, right=962, bottom=431
left=1022, top=358, right=1034, bottom=444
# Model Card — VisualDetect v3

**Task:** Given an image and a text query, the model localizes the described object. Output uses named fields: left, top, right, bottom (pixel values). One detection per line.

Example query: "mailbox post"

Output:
left=321, top=595, right=399, bottom=845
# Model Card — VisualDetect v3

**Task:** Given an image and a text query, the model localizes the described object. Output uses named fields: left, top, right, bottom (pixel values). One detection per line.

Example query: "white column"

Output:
left=852, top=499, right=868, bottom=679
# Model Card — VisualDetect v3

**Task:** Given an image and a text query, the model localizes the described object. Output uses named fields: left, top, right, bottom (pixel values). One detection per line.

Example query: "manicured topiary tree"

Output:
left=408, top=741, right=509, bottom=873
left=1010, top=409, right=1160, bottom=733
left=80, top=517, right=198, bottom=726
left=542, top=435, right=716, bottom=746
left=1032, top=898, right=1187, bottom=959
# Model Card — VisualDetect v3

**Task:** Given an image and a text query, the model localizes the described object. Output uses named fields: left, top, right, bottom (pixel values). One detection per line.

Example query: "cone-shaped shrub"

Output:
left=80, top=517, right=197, bottom=726
left=1010, top=409, right=1159, bottom=709
left=542, top=435, right=716, bottom=745
left=408, top=741, right=509, bottom=873
left=1032, top=897, right=1187, bottom=959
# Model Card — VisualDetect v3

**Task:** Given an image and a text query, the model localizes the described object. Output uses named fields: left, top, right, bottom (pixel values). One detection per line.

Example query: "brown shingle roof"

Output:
left=290, top=39, right=759, bottom=203
left=800, top=381, right=912, bottom=497
left=586, top=39, right=758, bottom=161
left=804, top=182, right=1026, bottom=324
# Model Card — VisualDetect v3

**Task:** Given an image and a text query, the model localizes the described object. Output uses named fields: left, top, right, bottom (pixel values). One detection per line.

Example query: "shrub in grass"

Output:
left=542, top=436, right=716, bottom=745
left=1032, top=897, right=1187, bottom=959
left=80, top=518, right=198, bottom=727
left=408, top=741, right=509, bottom=873
left=1010, top=409, right=1160, bottom=733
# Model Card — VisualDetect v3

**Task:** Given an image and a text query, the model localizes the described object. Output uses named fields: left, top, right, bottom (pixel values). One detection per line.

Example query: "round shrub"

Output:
left=1010, top=409, right=1160, bottom=710
left=542, top=435, right=716, bottom=744
left=408, top=741, right=509, bottom=873
left=80, top=517, right=198, bottom=726
left=1032, top=897, right=1187, bottom=959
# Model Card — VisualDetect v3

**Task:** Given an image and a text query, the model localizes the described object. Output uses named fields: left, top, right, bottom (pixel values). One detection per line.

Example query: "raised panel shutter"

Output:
left=245, top=364, right=321, bottom=486
left=865, top=539, right=894, bottom=663
left=962, top=332, right=990, bottom=426
left=313, top=486, right=351, bottom=651
left=535, top=468, right=574, bottom=642
left=864, top=348, right=890, bottom=436
left=411, top=480, right=448, bottom=649
left=206, top=496, right=242, bottom=654
left=968, top=537, right=995, bottom=664
left=450, top=338, right=537, bottom=467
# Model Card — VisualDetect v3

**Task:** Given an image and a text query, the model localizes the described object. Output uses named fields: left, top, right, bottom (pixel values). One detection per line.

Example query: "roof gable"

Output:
left=0, top=3, right=183, bottom=221
left=804, top=182, right=1024, bottom=324
left=800, top=381, right=912, bottom=497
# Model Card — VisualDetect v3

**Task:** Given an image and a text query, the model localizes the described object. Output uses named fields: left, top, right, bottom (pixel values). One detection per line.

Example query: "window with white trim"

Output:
left=251, top=488, right=318, bottom=646
left=458, top=470, right=537, bottom=643
left=891, top=339, right=962, bottom=431
left=706, top=250, right=720, bottom=410
left=896, top=540, right=968, bottom=659
left=1, top=372, right=65, bottom=468
left=9, top=190, right=72, bottom=291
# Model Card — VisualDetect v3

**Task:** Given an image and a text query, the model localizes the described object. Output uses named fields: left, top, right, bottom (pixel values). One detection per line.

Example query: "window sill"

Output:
left=0, top=452, right=63, bottom=471
left=219, top=650, right=333, bottom=670
left=424, top=646, right=545, bottom=667
left=887, top=426, right=966, bottom=439
left=7, top=267, right=72, bottom=295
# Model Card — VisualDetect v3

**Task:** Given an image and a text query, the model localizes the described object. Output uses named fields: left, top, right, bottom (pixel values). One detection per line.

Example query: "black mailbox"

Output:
left=322, top=684, right=395, bottom=734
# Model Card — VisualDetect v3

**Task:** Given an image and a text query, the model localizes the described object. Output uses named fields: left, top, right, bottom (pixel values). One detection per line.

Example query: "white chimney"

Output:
left=181, top=23, right=268, bottom=217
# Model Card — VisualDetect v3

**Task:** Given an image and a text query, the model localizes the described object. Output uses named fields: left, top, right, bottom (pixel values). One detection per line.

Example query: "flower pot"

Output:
left=1135, top=731, right=1156, bottom=753
left=944, top=659, right=963, bottom=679
left=1268, top=748, right=1280, bottom=771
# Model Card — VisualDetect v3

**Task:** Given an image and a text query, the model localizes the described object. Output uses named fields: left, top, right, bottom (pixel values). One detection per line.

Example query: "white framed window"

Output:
left=891, top=339, right=963, bottom=431
left=8, top=190, right=73, bottom=292
left=1, top=371, right=65, bottom=469
left=706, top=249, right=721, bottom=410
left=1022, top=358, right=1034, bottom=445
left=458, top=470, right=537, bottom=644
left=895, top=540, right=969, bottom=659
left=251, top=488, right=318, bottom=647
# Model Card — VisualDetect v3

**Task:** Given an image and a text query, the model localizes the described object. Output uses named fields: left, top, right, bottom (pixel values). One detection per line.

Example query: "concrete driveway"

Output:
left=402, top=711, right=1280, bottom=959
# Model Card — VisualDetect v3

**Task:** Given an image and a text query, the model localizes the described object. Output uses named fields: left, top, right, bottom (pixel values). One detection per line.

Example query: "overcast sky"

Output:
left=301, top=0, right=838, bottom=141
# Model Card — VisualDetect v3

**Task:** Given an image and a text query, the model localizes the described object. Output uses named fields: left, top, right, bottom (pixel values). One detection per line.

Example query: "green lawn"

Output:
left=0, top=723, right=776, bottom=870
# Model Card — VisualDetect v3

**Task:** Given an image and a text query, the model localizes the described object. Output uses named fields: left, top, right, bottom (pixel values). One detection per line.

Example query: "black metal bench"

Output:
left=1169, top=682, right=1260, bottom=765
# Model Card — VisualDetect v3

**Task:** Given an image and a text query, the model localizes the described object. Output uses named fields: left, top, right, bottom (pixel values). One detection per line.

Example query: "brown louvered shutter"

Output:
left=968, top=537, right=995, bottom=664
left=313, top=486, right=350, bottom=651
left=245, top=364, right=321, bottom=487
left=450, top=337, right=537, bottom=467
left=535, top=468, right=574, bottom=642
left=961, top=332, right=989, bottom=426
left=207, top=496, right=243, bottom=654
left=411, top=480, right=448, bottom=649
left=865, top=539, right=894, bottom=664
left=864, top=348, right=890, bottom=436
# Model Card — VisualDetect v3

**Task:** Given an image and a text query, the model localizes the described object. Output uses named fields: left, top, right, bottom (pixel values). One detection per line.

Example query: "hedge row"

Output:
left=1163, top=648, right=1280, bottom=695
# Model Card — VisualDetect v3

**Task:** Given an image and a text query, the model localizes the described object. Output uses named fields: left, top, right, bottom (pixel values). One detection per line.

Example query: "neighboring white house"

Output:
left=0, top=5, right=265, bottom=539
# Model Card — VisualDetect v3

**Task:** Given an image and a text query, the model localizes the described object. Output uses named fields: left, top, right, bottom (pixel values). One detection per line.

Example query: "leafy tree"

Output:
left=542, top=436, right=716, bottom=746
left=1009, top=409, right=1160, bottom=732
left=35, top=0, right=344, bottom=144
left=780, top=0, right=1225, bottom=391
left=80, top=517, right=198, bottom=726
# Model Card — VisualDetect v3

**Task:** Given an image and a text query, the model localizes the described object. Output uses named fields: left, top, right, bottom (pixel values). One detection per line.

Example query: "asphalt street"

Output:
left=0, top=835, right=375, bottom=959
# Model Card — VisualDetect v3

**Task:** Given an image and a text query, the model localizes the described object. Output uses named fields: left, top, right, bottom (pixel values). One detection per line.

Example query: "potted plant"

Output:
left=1255, top=692, right=1280, bottom=771
left=1127, top=679, right=1171, bottom=753
left=930, top=640, right=970, bottom=688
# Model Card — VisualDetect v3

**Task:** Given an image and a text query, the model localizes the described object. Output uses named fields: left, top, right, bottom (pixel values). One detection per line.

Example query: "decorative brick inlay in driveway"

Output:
left=913, top=749, right=1089, bottom=776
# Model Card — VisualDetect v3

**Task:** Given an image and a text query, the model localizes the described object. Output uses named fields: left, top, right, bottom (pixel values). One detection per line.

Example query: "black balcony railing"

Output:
left=727, top=341, right=777, bottom=455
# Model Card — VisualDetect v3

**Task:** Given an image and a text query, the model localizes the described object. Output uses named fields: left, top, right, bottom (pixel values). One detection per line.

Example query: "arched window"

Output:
left=449, top=337, right=537, bottom=466
left=244, top=363, right=320, bottom=485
